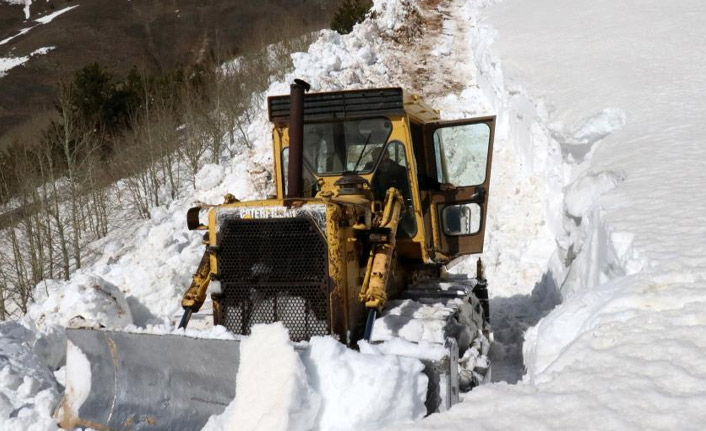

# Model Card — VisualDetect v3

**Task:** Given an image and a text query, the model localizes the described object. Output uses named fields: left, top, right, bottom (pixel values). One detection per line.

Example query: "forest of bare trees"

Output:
left=0, top=25, right=318, bottom=319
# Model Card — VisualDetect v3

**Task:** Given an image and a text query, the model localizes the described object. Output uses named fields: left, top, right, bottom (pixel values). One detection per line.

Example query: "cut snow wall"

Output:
left=470, top=11, right=644, bottom=302
left=469, top=4, right=648, bottom=380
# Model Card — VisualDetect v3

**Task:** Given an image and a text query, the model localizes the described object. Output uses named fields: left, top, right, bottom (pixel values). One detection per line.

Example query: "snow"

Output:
left=202, top=323, right=320, bottom=431
left=302, top=336, right=427, bottom=431
left=0, top=2, right=75, bottom=62
left=0, top=322, right=59, bottom=431
left=1, top=0, right=77, bottom=21
left=391, top=0, right=706, bottom=429
left=0, top=46, right=54, bottom=77
left=0, top=27, right=32, bottom=46
left=371, top=299, right=459, bottom=344
left=34, top=5, right=79, bottom=24
left=202, top=324, right=427, bottom=431
left=18, top=274, right=133, bottom=375
left=0, top=55, right=29, bottom=77
left=59, top=341, right=91, bottom=422
left=28, top=274, right=133, bottom=331
left=359, top=338, right=447, bottom=362
left=20, top=156, right=269, bottom=329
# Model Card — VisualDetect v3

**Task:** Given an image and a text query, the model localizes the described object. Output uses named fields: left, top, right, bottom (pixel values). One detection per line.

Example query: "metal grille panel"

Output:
left=268, top=88, right=404, bottom=122
left=217, top=217, right=329, bottom=341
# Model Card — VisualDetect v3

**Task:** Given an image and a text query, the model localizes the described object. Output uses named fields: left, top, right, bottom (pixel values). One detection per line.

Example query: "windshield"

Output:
left=302, top=118, right=393, bottom=175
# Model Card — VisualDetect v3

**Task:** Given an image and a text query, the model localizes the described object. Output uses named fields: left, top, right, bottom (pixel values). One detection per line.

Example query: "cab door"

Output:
left=427, top=116, right=495, bottom=261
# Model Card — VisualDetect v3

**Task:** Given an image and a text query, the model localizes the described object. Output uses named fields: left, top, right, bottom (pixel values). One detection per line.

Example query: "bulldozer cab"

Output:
left=269, top=88, right=495, bottom=263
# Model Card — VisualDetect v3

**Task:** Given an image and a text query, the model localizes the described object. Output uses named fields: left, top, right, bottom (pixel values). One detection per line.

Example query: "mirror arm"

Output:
left=470, top=186, right=486, bottom=203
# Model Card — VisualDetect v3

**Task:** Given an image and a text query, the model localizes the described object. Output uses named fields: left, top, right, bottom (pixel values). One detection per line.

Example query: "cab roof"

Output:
left=267, top=87, right=440, bottom=125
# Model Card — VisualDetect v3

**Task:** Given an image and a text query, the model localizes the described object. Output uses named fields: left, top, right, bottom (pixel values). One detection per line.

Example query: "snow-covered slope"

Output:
left=390, top=0, right=706, bottom=430
left=2, top=0, right=706, bottom=430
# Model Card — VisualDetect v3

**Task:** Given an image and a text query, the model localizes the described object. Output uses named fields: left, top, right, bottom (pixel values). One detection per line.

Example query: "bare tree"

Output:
left=179, top=88, right=210, bottom=189
left=152, top=101, right=182, bottom=200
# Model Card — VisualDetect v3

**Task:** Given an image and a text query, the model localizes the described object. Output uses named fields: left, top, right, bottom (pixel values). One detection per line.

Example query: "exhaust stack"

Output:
left=286, top=79, right=311, bottom=198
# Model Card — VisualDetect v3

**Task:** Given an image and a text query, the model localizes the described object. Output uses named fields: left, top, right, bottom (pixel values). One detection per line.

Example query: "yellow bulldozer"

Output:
left=59, top=80, right=495, bottom=430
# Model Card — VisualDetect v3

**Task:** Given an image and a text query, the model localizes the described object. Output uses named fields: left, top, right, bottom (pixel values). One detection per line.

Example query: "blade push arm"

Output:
left=359, top=187, right=405, bottom=310
left=179, top=250, right=211, bottom=328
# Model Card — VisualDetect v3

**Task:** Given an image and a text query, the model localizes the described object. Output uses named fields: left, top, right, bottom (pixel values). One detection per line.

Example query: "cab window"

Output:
left=433, top=123, right=491, bottom=187
left=303, top=118, right=392, bottom=175
left=282, top=118, right=393, bottom=196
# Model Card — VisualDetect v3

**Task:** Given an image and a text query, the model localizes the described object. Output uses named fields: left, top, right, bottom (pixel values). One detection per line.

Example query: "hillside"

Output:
left=0, top=0, right=339, bottom=143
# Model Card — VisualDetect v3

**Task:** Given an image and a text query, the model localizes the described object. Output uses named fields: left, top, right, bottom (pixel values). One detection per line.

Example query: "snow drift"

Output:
left=202, top=323, right=427, bottom=431
left=0, top=322, right=60, bottom=431
left=202, top=323, right=321, bottom=431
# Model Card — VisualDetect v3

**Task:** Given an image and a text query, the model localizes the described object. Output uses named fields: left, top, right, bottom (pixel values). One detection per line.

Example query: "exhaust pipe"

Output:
left=286, top=79, right=311, bottom=198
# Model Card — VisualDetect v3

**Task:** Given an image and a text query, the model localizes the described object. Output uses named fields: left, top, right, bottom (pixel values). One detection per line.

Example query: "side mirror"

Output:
left=442, top=202, right=482, bottom=236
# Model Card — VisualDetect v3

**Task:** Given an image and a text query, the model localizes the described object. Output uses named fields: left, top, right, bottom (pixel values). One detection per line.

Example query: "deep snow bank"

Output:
left=202, top=323, right=427, bottom=431
left=391, top=0, right=706, bottom=430
left=0, top=322, right=59, bottom=431
left=304, top=337, right=427, bottom=430
left=475, top=0, right=706, bottom=387
left=202, top=323, right=320, bottom=431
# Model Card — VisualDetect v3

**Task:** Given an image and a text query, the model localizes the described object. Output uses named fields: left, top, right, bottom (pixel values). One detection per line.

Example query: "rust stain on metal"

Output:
left=105, top=333, right=120, bottom=425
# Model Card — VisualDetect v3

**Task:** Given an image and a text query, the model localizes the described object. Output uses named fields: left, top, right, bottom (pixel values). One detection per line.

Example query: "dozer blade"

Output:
left=59, top=329, right=240, bottom=431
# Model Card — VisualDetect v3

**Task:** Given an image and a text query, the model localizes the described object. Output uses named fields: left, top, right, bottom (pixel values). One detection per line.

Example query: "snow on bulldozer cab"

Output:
left=58, top=80, right=495, bottom=430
